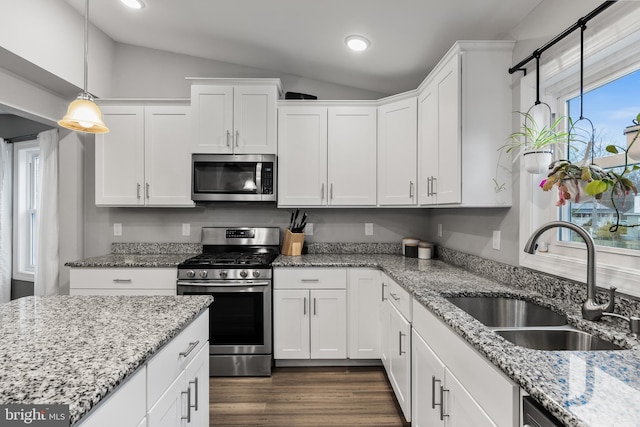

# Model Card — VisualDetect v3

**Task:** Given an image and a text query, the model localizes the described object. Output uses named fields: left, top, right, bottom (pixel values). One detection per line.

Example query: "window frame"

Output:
left=518, top=3, right=640, bottom=298
left=12, top=140, right=39, bottom=282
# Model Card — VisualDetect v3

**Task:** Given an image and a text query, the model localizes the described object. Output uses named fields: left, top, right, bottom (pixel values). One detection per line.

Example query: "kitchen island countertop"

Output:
left=0, top=295, right=212, bottom=425
left=273, top=253, right=640, bottom=427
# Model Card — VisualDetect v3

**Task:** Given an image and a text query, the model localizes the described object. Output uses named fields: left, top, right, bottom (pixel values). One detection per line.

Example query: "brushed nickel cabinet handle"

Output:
left=440, top=385, right=450, bottom=420
left=226, top=130, right=231, bottom=147
left=235, top=130, right=239, bottom=147
left=179, top=340, right=200, bottom=357
left=301, top=279, right=320, bottom=282
left=389, top=292, right=400, bottom=301
left=145, top=182, right=150, bottom=199
left=399, top=331, right=406, bottom=355
left=330, top=183, right=334, bottom=200
left=432, top=376, right=441, bottom=409
left=189, top=377, right=199, bottom=411
left=181, top=387, right=192, bottom=422
left=409, top=181, right=414, bottom=198
left=112, top=278, right=132, bottom=283
left=381, top=283, right=387, bottom=301
left=304, top=297, right=307, bottom=316
left=136, top=183, right=141, bottom=199
left=321, top=183, right=325, bottom=200
left=314, top=297, right=317, bottom=316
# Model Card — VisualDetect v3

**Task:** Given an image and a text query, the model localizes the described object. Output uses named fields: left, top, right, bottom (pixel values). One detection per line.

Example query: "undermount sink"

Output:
left=446, top=296, right=567, bottom=328
left=494, top=328, right=624, bottom=351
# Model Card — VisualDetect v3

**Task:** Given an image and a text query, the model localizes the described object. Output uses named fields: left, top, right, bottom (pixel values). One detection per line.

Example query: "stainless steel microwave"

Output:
left=191, top=154, right=276, bottom=202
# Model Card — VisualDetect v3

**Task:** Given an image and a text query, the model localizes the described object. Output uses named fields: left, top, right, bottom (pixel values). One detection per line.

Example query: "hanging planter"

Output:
left=523, top=150, right=553, bottom=174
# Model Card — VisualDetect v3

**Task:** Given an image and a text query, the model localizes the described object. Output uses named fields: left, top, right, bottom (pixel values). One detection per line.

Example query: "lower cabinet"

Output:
left=382, top=299, right=411, bottom=422
left=79, top=309, right=209, bottom=427
left=412, top=299, right=518, bottom=427
left=274, top=288, right=347, bottom=359
left=347, top=269, right=382, bottom=359
left=69, top=268, right=177, bottom=296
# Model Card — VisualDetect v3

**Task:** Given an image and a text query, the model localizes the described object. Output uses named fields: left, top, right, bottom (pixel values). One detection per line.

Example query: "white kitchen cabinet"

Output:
left=190, top=82, right=279, bottom=154
left=277, top=106, right=328, bottom=206
left=347, top=269, right=381, bottom=359
left=95, top=103, right=193, bottom=207
left=78, top=310, right=209, bottom=427
left=412, top=299, right=518, bottom=427
left=69, top=268, right=177, bottom=296
left=377, top=97, right=418, bottom=206
left=412, top=329, right=496, bottom=427
left=418, top=41, right=514, bottom=207
left=380, top=273, right=412, bottom=422
left=327, top=107, right=377, bottom=206
left=273, top=268, right=347, bottom=360
left=277, top=105, right=377, bottom=207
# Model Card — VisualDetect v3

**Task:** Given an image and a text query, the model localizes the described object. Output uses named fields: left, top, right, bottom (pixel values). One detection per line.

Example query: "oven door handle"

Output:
left=177, top=280, right=271, bottom=287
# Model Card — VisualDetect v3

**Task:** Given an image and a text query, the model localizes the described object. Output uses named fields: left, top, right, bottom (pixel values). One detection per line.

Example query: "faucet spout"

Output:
left=524, top=220, right=615, bottom=321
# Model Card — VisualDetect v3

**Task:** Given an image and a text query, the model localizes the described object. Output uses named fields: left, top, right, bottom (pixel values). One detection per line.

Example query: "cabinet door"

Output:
left=434, top=54, right=461, bottom=205
left=380, top=294, right=391, bottom=371
left=310, top=289, right=347, bottom=359
left=144, top=105, right=194, bottom=206
left=327, top=107, right=377, bottom=206
left=348, top=269, right=381, bottom=359
left=184, top=343, right=210, bottom=427
left=388, top=303, right=411, bottom=421
left=233, top=86, right=277, bottom=154
left=95, top=105, right=145, bottom=206
left=191, top=85, right=234, bottom=153
left=147, top=371, right=187, bottom=427
left=274, top=289, right=310, bottom=359
left=277, top=107, right=328, bottom=206
left=418, top=82, right=438, bottom=205
left=377, top=98, right=417, bottom=205
left=412, top=329, right=445, bottom=427
left=444, top=368, right=496, bottom=427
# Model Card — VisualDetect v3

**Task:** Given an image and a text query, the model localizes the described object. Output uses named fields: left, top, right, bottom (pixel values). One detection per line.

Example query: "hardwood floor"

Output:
left=209, top=366, right=411, bottom=426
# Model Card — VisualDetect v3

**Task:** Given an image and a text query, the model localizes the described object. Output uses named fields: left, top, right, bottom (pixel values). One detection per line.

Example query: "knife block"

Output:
left=281, top=229, right=305, bottom=256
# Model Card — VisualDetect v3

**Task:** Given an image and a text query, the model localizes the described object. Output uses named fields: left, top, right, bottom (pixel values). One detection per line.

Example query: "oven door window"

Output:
left=186, top=291, right=265, bottom=345
left=193, top=161, right=258, bottom=194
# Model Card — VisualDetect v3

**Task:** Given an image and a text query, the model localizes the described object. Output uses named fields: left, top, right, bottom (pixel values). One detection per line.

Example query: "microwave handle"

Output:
left=256, top=162, right=262, bottom=194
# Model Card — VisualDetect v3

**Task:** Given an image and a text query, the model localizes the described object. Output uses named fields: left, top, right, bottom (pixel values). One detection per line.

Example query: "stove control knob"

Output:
left=219, top=271, right=228, bottom=279
left=240, top=270, right=248, bottom=278
left=199, top=270, right=208, bottom=279
left=252, top=270, right=260, bottom=278
left=186, top=270, right=196, bottom=278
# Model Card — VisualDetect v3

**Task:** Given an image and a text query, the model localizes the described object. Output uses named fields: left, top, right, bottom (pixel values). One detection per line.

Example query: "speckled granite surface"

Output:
left=0, top=295, right=212, bottom=425
left=305, top=242, right=402, bottom=254
left=111, top=242, right=202, bottom=255
left=273, top=253, right=640, bottom=427
left=65, top=243, right=201, bottom=267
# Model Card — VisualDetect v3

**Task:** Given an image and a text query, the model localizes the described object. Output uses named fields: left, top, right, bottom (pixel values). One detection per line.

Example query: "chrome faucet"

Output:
left=523, top=221, right=615, bottom=321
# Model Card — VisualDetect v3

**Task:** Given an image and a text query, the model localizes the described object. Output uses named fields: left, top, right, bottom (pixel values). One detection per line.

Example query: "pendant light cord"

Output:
left=83, top=0, right=89, bottom=95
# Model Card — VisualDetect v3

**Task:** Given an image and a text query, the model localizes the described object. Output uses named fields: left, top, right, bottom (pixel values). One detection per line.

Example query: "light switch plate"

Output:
left=493, top=230, right=501, bottom=250
left=182, top=223, right=190, bottom=236
left=113, top=223, right=122, bottom=236
left=437, top=224, right=443, bottom=237
left=305, top=223, right=314, bottom=236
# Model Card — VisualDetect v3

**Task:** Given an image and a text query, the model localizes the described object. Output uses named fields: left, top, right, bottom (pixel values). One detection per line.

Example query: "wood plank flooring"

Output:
left=209, top=366, right=411, bottom=426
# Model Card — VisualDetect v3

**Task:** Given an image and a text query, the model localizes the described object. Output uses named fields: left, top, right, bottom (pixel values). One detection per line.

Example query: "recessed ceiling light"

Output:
left=120, top=0, right=145, bottom=9
left=345, top=35, right=370, bottom=52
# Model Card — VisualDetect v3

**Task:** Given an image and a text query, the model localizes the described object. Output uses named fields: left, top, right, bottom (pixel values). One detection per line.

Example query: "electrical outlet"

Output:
left=182, top=223, right=190, bottom=236
left=113, top=223, right=122, bottom=236
left=437, top=224, right=443, bottom=237
left=365, top=223, right=374, bottom=236
left=305, top=223, right=314, bottom=236
left=493, top=230, right=501, bottom=250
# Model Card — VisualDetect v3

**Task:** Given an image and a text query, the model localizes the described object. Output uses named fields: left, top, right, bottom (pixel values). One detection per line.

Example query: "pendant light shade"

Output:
left=58, top=0, right=109, bottom=134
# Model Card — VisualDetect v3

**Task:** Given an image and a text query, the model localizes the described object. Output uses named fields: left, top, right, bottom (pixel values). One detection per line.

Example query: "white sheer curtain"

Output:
left=35, top=129, right=59, bottom=296
left=0, top=138, right=11, bottom=303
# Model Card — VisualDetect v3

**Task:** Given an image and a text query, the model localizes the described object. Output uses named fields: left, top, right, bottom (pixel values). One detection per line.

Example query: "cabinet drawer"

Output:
left=383, top=274, right=411, bottom=321
left=147, top=310, right=209, bottom=409
left=274, top=268, right=347, bottom=289
left=70, top=268, right=177, bottom=291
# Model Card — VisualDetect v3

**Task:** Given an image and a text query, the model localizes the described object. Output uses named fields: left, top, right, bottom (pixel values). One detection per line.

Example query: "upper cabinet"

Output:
left=377, top=97, right=418, bottom=206
left=189, top=79, right=281, bottom=154
left=418, top=41, right=514, bottom=207
left=95, top=102, right=193, bottom=207
left=277, top=104, right=377, bottom=207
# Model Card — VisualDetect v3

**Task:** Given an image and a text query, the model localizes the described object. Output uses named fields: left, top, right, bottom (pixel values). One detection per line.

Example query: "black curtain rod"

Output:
left=4, top=133, right=40, bottom=144
left=508, top=0, right=618, bottom=74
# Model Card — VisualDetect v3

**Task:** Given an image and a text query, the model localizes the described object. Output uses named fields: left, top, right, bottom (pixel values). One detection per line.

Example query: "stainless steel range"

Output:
left=177, top=227, right=280, bottom=377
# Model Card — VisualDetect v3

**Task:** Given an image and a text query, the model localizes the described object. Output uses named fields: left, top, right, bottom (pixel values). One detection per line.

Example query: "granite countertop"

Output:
left=273, top=253, right=640, bottom=427
left=65, top=253, right=197, bottom=268
left=0, top=295, right=212, bottom=425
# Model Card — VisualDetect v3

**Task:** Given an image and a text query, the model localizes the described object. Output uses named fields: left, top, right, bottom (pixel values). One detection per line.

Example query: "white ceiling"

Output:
left=63, top=0, right=543, bottom=95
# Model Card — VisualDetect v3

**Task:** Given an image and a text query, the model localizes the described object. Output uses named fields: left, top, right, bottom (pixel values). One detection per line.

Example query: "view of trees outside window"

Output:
left=564, top=69, right=640, bottom=250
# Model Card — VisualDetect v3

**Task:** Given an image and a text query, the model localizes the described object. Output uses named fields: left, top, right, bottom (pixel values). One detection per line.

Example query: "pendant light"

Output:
left=58, top=0, right=109, bottom=134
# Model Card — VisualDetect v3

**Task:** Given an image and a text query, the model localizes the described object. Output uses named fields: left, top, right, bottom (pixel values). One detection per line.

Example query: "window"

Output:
left=13, top=140, right=39, bottom=281
left=518, top=2, right=640, bottom=297
left=562, top=69, right=640, bottom=251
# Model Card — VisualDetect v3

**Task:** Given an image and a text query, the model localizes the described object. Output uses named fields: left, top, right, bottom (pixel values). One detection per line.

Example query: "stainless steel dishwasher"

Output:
left=522, top=396, right=563, bottom=427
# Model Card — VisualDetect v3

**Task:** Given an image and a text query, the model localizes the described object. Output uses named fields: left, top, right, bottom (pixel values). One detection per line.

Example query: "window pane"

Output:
left=563, top=70, right=640, bottom=250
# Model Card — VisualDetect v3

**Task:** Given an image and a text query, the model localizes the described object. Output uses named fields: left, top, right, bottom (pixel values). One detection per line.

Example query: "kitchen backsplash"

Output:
left=306, top=242, right=402, bottom=255
left=111, top=243, right=202, bottom=254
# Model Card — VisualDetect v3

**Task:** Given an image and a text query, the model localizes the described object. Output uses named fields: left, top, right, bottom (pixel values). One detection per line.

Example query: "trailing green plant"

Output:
left=501, top=111, right=571, bottom=156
